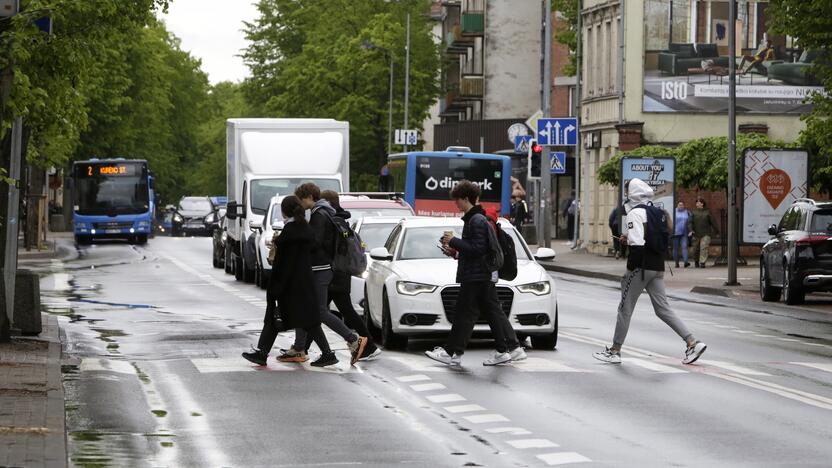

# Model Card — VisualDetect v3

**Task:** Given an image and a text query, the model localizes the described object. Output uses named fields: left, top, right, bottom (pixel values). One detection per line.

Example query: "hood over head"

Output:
left=312, top=199, right=336, bottom=216
left=625, top=178, right=654, bottom=212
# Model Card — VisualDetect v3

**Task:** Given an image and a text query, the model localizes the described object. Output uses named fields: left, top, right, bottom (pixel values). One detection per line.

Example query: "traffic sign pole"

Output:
left=541, top=0, right=552, bottom=249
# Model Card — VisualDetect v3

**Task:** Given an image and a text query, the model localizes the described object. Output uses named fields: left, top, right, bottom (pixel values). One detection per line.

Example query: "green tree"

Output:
left=553, top=0, right=579, bottom=76
left=243, top=0, right=441, bottom=190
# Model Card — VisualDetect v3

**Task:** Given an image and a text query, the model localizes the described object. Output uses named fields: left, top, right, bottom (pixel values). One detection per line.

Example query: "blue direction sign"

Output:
left=514, top=135, right=533, bottom=154
left=537, top=118, right=578, bottom=146
left=551, top=152, right=566, bottom=174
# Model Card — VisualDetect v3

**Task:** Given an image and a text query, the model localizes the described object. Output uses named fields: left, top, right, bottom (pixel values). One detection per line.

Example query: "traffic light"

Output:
left=528, top=139, right=542, bottom=179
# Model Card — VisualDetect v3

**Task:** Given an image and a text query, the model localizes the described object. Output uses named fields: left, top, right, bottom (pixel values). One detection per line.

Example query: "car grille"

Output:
left=93, top=222, right=132, bottom=230
left=441, top=286, right=513, bottom=324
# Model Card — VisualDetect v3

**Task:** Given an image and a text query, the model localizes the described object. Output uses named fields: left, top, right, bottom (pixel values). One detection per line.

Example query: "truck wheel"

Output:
left=242, top=255, right=255, bottom=283
left=224, top=244, right=233, bottom=274
left=75, top=235, right=91, bottom=246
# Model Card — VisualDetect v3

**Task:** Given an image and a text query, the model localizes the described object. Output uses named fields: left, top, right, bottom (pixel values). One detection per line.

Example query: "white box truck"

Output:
left=225, top=118, right=349, bottom=282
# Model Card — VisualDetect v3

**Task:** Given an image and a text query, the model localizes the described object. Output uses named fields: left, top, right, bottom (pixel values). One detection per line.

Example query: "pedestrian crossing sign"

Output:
left=551, top=152, right=566, bottom=174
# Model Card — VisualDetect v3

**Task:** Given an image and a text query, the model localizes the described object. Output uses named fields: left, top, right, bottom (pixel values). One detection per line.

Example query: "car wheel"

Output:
left=212, top=247, right=221, bottom=268
left=364, top=286, right=381, bottom=341
left=242, top=255, right=255, bottom=283
left=224, top=244, right=233, bottom=274
left=137, top=235, right=148, bottom=245
left=531, top=304, right=558, bottom=350
left=783, top=264, right=805, bottom=305
left=381, top=291, right=407, bottom=350
left=759, top=261, right=781, bottom=302
left=234, top=255, right=244, bottom=281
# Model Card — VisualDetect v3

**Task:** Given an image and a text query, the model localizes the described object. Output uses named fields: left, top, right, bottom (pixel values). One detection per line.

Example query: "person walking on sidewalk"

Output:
left=277, top=183, right=368, bottom=366
left=321, top=190, right=381, bottom=361
left=688, top=197, right=718, bottom=268
left=242, top=196, right=335, bottom=367
left=425, top=180, right=527, bottom=367
left=672, top=201, right=691, bottom=268
left=562, top=190, right=577, bottom=247
left=609, top=204, right=627, bottom=259
left=593, top=178, right=707, bottom=365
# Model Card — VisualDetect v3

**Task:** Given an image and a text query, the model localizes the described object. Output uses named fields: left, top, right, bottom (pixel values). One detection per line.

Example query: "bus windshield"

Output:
left=250, top=178, right=342, bottom=215
left=74, top=162, right=149, bottom=216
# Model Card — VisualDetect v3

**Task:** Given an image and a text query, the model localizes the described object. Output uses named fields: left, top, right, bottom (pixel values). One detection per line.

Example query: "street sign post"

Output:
left=514, top=135, right=533, bottom=154
left=0, top=0, right=18, bottom=17
left=395, top=129, right=418, bottom=146
left=551, top=151, right=566, bottom=174
left=536, top=118, right=578, bottom=146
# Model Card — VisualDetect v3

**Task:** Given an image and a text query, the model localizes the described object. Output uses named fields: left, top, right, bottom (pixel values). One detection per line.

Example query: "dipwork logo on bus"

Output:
left=415, top=157, right=501, bottom=203
left=424, top=176, right=493, bottom=192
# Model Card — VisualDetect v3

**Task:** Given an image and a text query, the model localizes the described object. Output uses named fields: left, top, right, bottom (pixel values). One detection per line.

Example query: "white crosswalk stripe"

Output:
left=506, top=438, right=559, bottom=449
left=791, top=362, right=832, bottom=373
left=699, top=360, right=771, bottom=376
left=626, top=358, right=688, bottom=374
left=536, top=452, right=592, bottom=465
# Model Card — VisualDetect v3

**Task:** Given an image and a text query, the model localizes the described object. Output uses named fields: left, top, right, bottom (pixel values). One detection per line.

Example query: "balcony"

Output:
left=461, top=13, right=484, bottom=34
left=459, top=76, right=484, bottom=98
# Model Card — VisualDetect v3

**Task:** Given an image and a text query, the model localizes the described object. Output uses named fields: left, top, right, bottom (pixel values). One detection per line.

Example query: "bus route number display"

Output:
left=83, top=164, right=137, bottom=177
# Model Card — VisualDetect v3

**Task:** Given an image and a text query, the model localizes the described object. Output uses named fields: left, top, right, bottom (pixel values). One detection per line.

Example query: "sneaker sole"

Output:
left=592, top=354, right=621, bottom=364
left=424, top=351, right=452, bottom=365
left=278, top=356, right=309, bottom=363
left=242, top=355, right=267, bottom=366
left=483, top=358, right=511, bottom=366
left=683, top=345, right=707, bottom=365
left=310, top=360, right=338, bottom=367
left=351, top=337, right=369, bottom=366
left=359, top=350, right=381, bottom=362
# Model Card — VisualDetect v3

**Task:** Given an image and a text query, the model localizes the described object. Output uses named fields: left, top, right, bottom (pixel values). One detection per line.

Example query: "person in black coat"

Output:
left=242, top=195, right=334, bottom=367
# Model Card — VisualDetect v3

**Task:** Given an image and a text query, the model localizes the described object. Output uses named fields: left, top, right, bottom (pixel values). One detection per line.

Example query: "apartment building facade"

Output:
left=578, top=0, right=807, bottom=254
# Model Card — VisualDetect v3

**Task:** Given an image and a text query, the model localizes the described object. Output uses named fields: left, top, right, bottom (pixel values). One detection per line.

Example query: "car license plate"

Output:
left=106, top=229, right=121, bottom=234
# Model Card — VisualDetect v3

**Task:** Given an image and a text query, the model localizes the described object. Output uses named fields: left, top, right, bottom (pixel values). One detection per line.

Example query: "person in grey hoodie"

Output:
left=593, top=178, right=707, bottom=365
left=276, top=183, right=368, bottom=367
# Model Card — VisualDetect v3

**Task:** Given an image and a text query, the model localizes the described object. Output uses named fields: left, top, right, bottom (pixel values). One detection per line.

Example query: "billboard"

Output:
left=742, top=149, right=809, bottom=244
left=642, top=0, right=823, bottom=114
left=620, top=158, right=676, bottom=215
left=414, top=156, right=503, bottom=217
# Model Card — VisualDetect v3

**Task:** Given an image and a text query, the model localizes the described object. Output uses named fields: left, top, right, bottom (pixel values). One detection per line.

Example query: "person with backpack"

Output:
left=425, top=180, right=527, bottom=367
left=277, top=183, right=368, bottom=367
left=593, top=178, right=707, bottom=365
left=242, top=196, right=335, bottom=367
left=320, top=190, right=381, bottom=361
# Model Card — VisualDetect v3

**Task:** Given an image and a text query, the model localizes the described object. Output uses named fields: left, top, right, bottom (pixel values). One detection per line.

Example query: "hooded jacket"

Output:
left=624, top=178, right=665, bottom=272
left=448, top=204, right=494, bottom=283
left=309, top=199, right=337, bottom=271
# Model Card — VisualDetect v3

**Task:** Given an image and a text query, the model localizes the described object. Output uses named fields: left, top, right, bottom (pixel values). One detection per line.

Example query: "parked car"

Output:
left=204, top=206, right=225, bottom=235
left=760, top=198, right=832, bottom=305
left=350, top=215, right=415, bottom=314
left=211, top=208, right=227, bottom=269
left=253, top=196, right=285, bottom=288
left=176, top=196, right=214, bottom=236
left=363, top=216, right=558, bottom=350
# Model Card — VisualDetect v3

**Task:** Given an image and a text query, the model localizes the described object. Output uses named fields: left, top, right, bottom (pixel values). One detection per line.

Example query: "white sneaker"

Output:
left=509, top=347, right=527, bottom=362
left=483, top=351, right=512, bottom=366
left=592, top=347, right=621, bottom=364
left=359, top=348, right=382, bottom=362
left=426, top=347, right=456, bottom=365
left=683, top=341, right=707, bottom=364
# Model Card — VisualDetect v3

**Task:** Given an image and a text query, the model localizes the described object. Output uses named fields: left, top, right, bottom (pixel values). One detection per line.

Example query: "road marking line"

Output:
left=560, top=331, right=661, bottom=359
left=710, top=372, right=832, bottom=411
left=397, top=374, right=431, bottom=382
left=426, top=394, right=466, bottom=403
left=714, top=324, right=737, bottom=329
left=463, top=414, right=509, bottom=424
left=390, top=356, right=451, bottom=373
left=190, top=358, right=258, bottom=373
left=443, top=404, right=485, bottom=414
left=511, top=357, right=587, bottom=373
left=791, top=362, right=832, bottom=373
left=80, top=358, right=137, bottom=375
left=776, top=338, right=801, bottom=342
left=730, top=330, right=755, bottom=334
left=485, top=427, right=532, bottom=435
left=536, top=452, right=592, bottom=465
left=626, top=358, right=688, bottom=374
left=754, top=334, right=775, bottom=338
left=410, top=383, right=446, bottom=392
left=699, top=360, right=771, bottom=376
left=506, top=439, right=559, bottom=449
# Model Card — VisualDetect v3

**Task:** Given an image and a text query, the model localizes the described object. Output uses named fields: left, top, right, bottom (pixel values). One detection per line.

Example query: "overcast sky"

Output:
left=160, top=0, right=260, bottom=84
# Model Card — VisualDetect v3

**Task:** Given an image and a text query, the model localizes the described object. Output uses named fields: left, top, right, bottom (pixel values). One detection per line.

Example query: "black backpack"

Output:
left=476, top=214, right=504, bottom=273
left=495, top=223, right=518, bottom=281
left=635, top=203, right=670, bottom=255
left=319, top=209, right=368, bottom=276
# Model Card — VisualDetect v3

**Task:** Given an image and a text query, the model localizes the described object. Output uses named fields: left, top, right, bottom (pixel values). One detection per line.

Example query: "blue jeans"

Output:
left=672, top=235, right=689, bottom=264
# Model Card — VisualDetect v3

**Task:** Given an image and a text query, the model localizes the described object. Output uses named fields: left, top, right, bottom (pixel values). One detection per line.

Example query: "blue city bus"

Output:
left=72, top=159, right=155, bottom=245
left=387, top=149, right=512, bottom=217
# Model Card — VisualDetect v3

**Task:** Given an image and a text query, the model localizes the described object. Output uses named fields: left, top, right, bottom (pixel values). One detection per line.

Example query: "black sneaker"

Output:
left=242, top=347, right=268, bottom=366
left=311, top=352, right=338, bottom=367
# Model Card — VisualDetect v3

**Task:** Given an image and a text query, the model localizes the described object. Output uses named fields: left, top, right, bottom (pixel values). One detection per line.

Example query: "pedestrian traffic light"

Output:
left=528, top=139, right=542, bottom=179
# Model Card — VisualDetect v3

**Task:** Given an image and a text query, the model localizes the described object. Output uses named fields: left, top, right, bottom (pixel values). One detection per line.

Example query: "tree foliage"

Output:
left=243, top=0, right=441, bottom=190
left=553, top=0, right=578, bottom=76
left=597, top=134, right=798, bottom=191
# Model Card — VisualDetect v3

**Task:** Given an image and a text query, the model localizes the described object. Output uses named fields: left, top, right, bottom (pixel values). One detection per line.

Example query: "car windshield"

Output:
left=398, top=225, right=531, bottom=261
left=250, top=178, right=341, bottom=215
left=810, top=210, right=832, bottom=232
left=348, top=207, right=413, bottom=219
left=179, top=197, right=212, bottom=212
left=359, top=223, right=398, bottom=252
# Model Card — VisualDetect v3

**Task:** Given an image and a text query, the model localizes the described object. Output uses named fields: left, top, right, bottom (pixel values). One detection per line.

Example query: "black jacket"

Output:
left=329, top=208, right=353, bottom=293
left=267, top=220, right=322, bottom=330
left=449, top=205, right=493, bottom=283
left=309, top=200, right=337, bottom=271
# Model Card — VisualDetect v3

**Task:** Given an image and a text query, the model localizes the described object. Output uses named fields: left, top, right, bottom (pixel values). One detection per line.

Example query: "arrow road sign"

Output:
left=551, top=152, right=566, bottom=174
left=537, top=118, right=578, bottom=146
left=514, top=135, right=533, bottom=154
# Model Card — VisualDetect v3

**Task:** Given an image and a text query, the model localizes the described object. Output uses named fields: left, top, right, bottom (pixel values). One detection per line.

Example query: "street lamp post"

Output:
left=403, top=12, right=411, bottom=152
left=362, top=41, right=395, bottom=162
left=726, top=0, right=739, bottom=286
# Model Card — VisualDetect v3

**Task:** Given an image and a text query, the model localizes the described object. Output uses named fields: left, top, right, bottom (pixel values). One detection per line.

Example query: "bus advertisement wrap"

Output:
left=642, top=0, right=823, bottom=114
left=414, top=156, right=504, bottom=217
left=742, top=149, right=809, bottom=244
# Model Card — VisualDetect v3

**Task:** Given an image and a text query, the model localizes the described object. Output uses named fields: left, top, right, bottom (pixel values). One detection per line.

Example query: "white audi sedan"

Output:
left=350, top=216, right=415, bottom=313
left=364, top=217, right=558, bottom=350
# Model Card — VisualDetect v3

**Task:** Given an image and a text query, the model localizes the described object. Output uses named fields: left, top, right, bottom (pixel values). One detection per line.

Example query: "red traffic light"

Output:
left=532, top=143, right=542, bottom=153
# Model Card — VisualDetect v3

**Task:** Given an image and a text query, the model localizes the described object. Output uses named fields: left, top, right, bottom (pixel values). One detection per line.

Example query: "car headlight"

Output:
left=516, top=281, right=551, bottom=295
left=396, top=281, right=437, bottom=296
left=173, top=214, right=183, bottom=222
left=360, top=271, right=369, bottom=279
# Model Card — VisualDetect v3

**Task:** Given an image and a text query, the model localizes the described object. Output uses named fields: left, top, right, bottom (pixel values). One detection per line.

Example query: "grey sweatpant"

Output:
left=613, top=269, right=693, bottom=349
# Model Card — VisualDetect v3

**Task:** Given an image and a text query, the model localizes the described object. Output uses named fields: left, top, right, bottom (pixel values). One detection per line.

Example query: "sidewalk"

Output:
left=0, top=314, right=67, bottom=468
left=537, top=244, right=761, bottom=299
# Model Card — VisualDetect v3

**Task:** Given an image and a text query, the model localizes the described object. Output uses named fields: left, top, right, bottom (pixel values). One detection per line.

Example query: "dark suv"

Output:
left=760, top=199, right=832, bottom=304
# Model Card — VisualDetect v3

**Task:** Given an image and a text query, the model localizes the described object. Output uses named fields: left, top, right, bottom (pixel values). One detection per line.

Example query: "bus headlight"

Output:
left=517, top=282, right=551, bottom=296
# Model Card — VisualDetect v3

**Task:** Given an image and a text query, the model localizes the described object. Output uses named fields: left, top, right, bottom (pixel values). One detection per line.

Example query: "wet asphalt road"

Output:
left=33, top=236, right=832, bottom=467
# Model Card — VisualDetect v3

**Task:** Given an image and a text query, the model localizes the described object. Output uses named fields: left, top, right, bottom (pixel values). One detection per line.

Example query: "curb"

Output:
left=540, top=262, right=621, bottom=283
left=44, top=314, right=68, bottom=467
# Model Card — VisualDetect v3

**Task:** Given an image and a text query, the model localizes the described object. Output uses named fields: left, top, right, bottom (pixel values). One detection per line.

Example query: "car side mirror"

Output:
left=534, top=248, right=556, bottom=261
left=249, top=220, right=262, bottom=232
left=370, top=247, right=393, bottom=261
left=767, top=224, right=778, bottom=236
left=226, top=201, right=240, bottom=220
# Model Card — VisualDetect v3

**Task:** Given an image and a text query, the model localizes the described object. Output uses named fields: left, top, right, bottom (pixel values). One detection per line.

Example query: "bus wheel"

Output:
left=137, top=235, right=148, bottom=245
left=75, top=235, right=91, bottom=246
